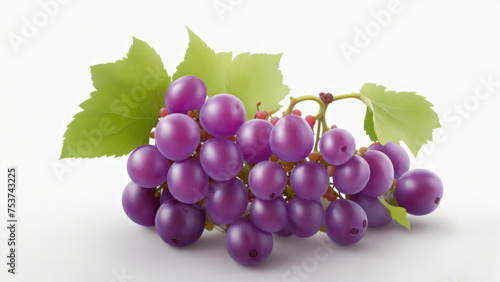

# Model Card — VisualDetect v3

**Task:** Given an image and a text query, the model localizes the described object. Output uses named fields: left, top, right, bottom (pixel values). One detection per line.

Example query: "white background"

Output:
left=1, top=0, right=500, bottom=281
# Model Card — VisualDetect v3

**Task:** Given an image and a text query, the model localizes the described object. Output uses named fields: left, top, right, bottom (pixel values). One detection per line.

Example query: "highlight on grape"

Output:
left=61, top=29, right=443, bottom=266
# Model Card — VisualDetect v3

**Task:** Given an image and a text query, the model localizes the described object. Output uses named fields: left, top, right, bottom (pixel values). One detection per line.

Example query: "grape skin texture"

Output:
left=395, top=169, right=443, bottom=216
left=122, top=181, right=160, bottom=226
left=319, top=128, right=356, bottom=166
left=287, top=197, right=324, bottom=238
left=324, top=199, right=367, bottom=245
left=167, top=159, right=208, bottom=204
left=349, top=193, right=391, bottom=227
left=361, top=150, right=394, bottom=197
left=269, top=115, right=314, bottom=163
left=250, top=197, right=289, bottom=233
left=368, top=141, right=410, bottom=179
left=225, top=218, right=273, bottom=265
left=199, top=94, right=246, bottom=138
left=155, top=200, right=205, bottom=247
left=200, top=138, right=244, bottom=181
left=205, top=178, right=248, bottom=225
left=155, top=113, right=200, bottom=161
left=290, top=161, right=330, bottom=200
left=332, top=155, right=370, bottom=195
left=236, top=119, right=273, bottom=163
left=248, top=161, right=287, bottom=200
left=127, top=145, right=170, bottom=188
left=165, top=75, right=207, bottom=114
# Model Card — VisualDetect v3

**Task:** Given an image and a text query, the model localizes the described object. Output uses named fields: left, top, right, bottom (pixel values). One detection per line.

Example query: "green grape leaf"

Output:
left=363, top=107, right=378, bottom=141
left=173, top=27, right=232, bottom=96
left=378, top=196, right=411, bottom=230
left=60, top=37, right=170, bottom=159
left=227, top=53, right=290, bottom=120
left=173, top=28, right=289, bottom=120
left=360, top=83, right=441, bottom=156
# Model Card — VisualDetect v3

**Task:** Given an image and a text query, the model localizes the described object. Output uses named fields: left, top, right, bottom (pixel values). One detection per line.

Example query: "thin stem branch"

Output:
left=283, top=95, right=326, bottom=120
left=333, top=93, right=361, bottom=101
left=314, top=119, right=322, bottom=152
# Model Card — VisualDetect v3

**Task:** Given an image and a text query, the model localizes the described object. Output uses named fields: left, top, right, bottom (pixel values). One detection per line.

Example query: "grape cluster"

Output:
left=121, top=75, right=444, bottom=266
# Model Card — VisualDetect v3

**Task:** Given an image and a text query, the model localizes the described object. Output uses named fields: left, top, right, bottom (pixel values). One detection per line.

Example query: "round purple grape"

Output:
left=155, top=113, right=200, bottom=161
left=199, top=94, right=246, bottom=138
left=361, top=150, right=394, bottom=197
left=127, top=145, right=170, bottom=188
left=225, top=218, right=273, bottom=265
left=155, top=200, right=205, bottom=247
left=332, top=155, right=370, bottom=195
left=200, top=138, right=243, bottom=181
left=122, top=181, right=160, bottom=226
left=324, top=199, right=367, bottom=245
left=251, top=197, right=288, bottom=233
left=319, top=128, right=356, bottom=166
left=165, top=75, right=207, bottom=114
left=167, top=159, right=208, bottom=204
left=290, top=161, right=329, bottom=200
left=395, top=169, right=443, bottom=216
left=205, top=178, right=248, bottom=225
left=349, top=193, right=391, bottom=227
left=287, top=197, right=324, bottom=238
left=269, top=115, right=314, bottom=162
left=368, top=141, right=410, bottom=179
left=236, top=119, right=273, bottom=163
left=248, top=161, right=287, bottom=200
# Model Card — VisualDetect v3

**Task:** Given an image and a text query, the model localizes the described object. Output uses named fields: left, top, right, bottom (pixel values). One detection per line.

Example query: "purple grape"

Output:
left=155, top=200, right=205, bottom=247
left=122, top=181, right=160, bottom=226
left=200, top=138, right=243, bottom=181
left=361, top=150, right=394, bottom=197
left=274, top=226, right=293, bottom=237
left=205, top=178, right=248, bottom=225
left=395, top=169, right=443, bottom=216
left=165, top=75, right=207, bottom=114
left=155, top=113, right=200, bottom=161
left=290, top=161, right=329, bottom=200
left=287, top=197, right=324, bottom=238
left=225, top=218, right=273, bottom=265
left=199, top=94, right=246, bottom=138
left=332, top=155, right=370, bottom=195
left=368, top=141, right=410, bottom=179
left=319, top=128, right=356, bottom=166
left=159, top=188, right=174, bottom=205
left=236, top=119, right=273, bottom=163
left=248, top=161, right=287, bottom=200
left=324, top=199, right=367, bottom=245
left=167, top=159, right=208, bottom=204
left=250, top=197, right=288, bottom=233
left=269, top=115, right=314, bottom=162
left=127, top=145, right=170, bottom=188
left=349, top=193, right=391, bottom=227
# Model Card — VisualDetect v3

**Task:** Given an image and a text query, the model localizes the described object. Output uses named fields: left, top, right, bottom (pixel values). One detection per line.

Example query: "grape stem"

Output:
left=283, top=93, right=360, bottom=151
left=333, top=93, right=361, bottom=101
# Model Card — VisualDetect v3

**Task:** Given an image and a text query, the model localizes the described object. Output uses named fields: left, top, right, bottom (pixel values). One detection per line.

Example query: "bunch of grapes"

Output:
left=121, top=75, right=444, bottom=265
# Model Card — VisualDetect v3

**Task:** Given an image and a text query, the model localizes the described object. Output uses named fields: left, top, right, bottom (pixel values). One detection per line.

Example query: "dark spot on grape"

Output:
left=350, top=228, right=359, bottom=234
left=172, top=238, right=181, bottom=245
left=434, top=197, right=441, bottom=204
left=341, top=145, right=347, bottom=152
left=236, top=104, right=240, bottom=110
left=269, top=193, right=275, bottom=199
left=362, top=220, right=367, bottom=228
left=248, top=249, right=258, bottom=258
